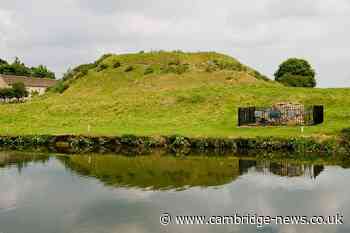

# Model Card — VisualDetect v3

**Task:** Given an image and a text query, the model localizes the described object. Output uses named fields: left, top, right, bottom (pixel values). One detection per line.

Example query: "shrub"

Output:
left=113, top=61, right=121, bottom=68
left=97, top=64, right=108, bottom=72
left=12, top=82, right=28, bottom=99
left=125, top=66, right=134, bottom=72
left=162, top=64, right=189, bottom=75
left=175, top=64, right=189, bottom=74
left=252, top=70, right=270, bottom=81
left=168, top=60, right=180, bottom=66
left=94, top=54, right=113, bottom=66
left=340, top=128, right=350, bottom=142
left=144, top=67, right=154, bottom=75
left=48, top=80, right=69, bottom=94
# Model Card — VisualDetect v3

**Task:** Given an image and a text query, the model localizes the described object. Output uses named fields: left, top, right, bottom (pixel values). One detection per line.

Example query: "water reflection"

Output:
left=0, top=151, right=49, bottom=173
left=59, top=155, right=241, bottom=190
left=0, top=152, right=327, bottom=190
left=239, top=159, right=324, bottom=179
left=1, top=151, right=349, bottom=233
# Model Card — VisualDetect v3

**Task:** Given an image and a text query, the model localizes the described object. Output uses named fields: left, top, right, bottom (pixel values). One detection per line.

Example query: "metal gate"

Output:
left=238, top=104, right=324, bottom=126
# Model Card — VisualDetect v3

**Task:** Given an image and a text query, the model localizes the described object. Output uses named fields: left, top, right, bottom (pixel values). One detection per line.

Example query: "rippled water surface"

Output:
left=0, top=151, right=349, bottom=233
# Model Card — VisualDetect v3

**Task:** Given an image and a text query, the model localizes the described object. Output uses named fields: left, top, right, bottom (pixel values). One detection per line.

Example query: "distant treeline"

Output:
left=0, top=57, right=55, bottom=79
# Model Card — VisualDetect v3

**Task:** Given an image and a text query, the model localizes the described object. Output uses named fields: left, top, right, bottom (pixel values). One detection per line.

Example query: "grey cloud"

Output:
left=0, top=0, right=349, bottom=87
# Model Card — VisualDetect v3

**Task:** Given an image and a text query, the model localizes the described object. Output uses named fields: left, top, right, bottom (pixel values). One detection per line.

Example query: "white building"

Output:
left=0, top=74, right=57, bottom=96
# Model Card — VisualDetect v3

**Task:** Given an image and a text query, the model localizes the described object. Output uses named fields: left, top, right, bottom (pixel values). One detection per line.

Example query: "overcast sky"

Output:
left=1, top=0, right=349, bottom=87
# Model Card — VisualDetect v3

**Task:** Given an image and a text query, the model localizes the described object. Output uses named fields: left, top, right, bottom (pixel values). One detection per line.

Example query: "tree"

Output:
left=12, top=82, right=28, bottom=99
left=30, top=65, right=55, bottom=79
left=0, top=58, right=8, bottom=65
left=274, top=58, right=316, bottom=87
left=10, top=57, right=31, bottom=76
left=0, top=57, right=55, bottom=79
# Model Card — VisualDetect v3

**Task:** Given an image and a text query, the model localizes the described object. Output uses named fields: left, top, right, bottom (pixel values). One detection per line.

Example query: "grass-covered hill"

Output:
left=0, top=51, right=349, bottom=138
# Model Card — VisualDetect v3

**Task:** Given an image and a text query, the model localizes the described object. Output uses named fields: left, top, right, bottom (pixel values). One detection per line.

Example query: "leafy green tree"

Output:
left=0, top=58, right=8, bottom=65
left=30, top=65, right=55, bottom=79
left=11, top=82, right=28, bottom=99
left=274, top=58, right=316, bottom=87
left=10, top=57, right=31, bottom=76
left=0, top=57, right=55, bottom=79
left=277, top=74, right=316, bottom=88
left=0, top=88, right=16, bottom=100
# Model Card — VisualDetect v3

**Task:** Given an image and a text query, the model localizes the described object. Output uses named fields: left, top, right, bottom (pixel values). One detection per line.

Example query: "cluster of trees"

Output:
left=0, top=57, right=55, bottom=79
left=0, top=82, right=28, bottom=100
left=274, top=58, right=316, bottom=88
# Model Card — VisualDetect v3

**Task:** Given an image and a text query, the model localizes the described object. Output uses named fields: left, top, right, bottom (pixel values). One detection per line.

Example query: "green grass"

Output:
left=0, top=51, right=349, bottom=138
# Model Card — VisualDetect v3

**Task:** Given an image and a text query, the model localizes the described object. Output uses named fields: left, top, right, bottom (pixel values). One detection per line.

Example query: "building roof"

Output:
left=0, top=74, right=58, bottom=88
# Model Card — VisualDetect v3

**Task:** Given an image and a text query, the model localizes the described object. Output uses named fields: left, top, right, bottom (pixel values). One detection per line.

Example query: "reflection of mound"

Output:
left=59, top=155, right=241, bottom=190
left=0, top=151, right=49, bottom=173
left=239, top=159, right=324, bottom=179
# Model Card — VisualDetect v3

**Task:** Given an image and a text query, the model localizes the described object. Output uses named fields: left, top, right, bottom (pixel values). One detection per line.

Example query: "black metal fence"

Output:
left=238, top=105, right=324, bottom=126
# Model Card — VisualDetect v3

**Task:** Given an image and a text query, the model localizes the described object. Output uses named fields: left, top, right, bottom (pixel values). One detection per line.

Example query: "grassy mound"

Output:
left=0, top=51, right=348, bottom=138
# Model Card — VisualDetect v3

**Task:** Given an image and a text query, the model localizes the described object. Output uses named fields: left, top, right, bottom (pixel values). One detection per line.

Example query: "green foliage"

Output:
left=113, top=61, right=121, bottom=68
left=30, top=65, right=55, bottom=79
left=144, top=67, right=154, bottom=75
left=252, top=70, right=270, bottom=81
left=0, top=57, right=55, bottom=79
left=12, top=82, right=29, bottom=99
left=97, top=63, right=109, bottom=72
left=63, top=63, right=96, bottom=81
left=340, top=128, right=350, bottom=142
left=162, top=63, right=189, bottom=75
left=125, top=66, right=134, bottom=72
left=0, top=82, right=28, bottom=100
left=48, top=80, right=69, bottom=94
left=278, top=74, right=316, bottom=87
left=0, top=51, right=348, bottom=138
left=95, top=54, right=113, bottom=66
left=275, top=58, right=316, bottom=87
left=0, top=58, right=8, bottom=65
left=0, top=88, right=15, bottom=99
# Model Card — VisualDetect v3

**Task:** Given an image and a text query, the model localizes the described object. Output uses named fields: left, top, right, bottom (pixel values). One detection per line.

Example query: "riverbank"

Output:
left=0, top=133, right=349, bottom=156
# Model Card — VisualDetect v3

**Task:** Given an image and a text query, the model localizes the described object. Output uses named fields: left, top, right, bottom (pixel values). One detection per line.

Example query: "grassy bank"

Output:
left=0, top=51, right=349, bottom=138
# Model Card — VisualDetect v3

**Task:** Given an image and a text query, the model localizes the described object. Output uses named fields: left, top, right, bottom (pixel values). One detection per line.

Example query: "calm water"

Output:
left=0, top=151, right=349, bottom=233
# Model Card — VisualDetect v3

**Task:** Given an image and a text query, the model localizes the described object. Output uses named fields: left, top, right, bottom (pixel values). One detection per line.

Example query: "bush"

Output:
left=144, top=67, right=154, bottom=75
left=48, top=81, right=69, bottom=94
left=0, top=88, right=15, bottom=99
left=94, top=54, right=113, bottom=66
left=12, top=82, right=28, bottom=99
left=341, top=128, right=350, bottom=142
left=0, top=82, right=28, bottom=100
left=162, top=64, right=189, bottom=75
left=97, top=64, right=108, bottom=72
left=252, top=70, right=270, bottom=81
left=113, top=61, right=121, bottom=68
left=125, top=66, right=134, bottom=72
